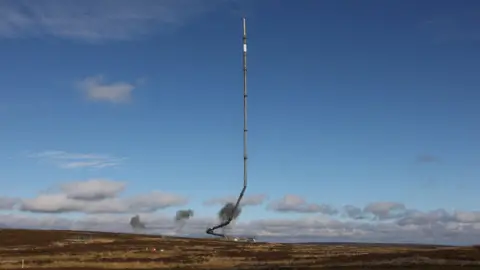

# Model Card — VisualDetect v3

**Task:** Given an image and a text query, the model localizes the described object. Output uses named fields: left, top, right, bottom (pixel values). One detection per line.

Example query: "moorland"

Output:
left=0, top=229, right=479, bottom=269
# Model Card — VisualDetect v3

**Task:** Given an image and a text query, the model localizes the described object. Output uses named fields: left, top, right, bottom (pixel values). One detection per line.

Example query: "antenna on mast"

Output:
left=206, top=17, right=249, bottom=240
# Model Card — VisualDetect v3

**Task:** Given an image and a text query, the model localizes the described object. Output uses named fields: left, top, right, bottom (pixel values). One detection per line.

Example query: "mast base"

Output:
left=224, top=236, right=256, bottom=243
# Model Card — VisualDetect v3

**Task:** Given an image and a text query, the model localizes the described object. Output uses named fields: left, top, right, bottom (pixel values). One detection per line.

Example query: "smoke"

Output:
left=218, top=202, right=241, bottom=235
left=174, top=209, right=194, bottom=233
left=219, top=202, right=241, bottom=221
left=129, top=215, right=145, bottom=232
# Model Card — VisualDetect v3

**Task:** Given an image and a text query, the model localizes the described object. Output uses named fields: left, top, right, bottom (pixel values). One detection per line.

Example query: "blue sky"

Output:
left=0, top=0, right=479, bottom=244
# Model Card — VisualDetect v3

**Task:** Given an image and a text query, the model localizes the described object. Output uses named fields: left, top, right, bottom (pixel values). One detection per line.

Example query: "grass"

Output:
left=0, top=229, right=479, bottom=269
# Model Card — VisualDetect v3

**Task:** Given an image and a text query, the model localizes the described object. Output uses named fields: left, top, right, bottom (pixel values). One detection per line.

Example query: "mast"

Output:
left=206, top=17, right=248, bottom=238
left=242, top=17, right=248, bottom=194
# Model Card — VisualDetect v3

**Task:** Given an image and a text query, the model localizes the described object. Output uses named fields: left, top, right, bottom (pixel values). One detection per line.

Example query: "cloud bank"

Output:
left=18, top=179, right=187, bottom=214
left=1, top=210, right=480, bottom=246
left=2, top=178, right=480, bottom=245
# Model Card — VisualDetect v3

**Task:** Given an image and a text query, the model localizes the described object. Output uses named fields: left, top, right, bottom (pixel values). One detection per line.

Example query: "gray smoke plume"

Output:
left=130, top=215, right=145, bottom=232
left=218, top=202, right=241, bottom=234
left=219, top=202, right=241, bottom=221
left=174, top=209, right=194, bottom=233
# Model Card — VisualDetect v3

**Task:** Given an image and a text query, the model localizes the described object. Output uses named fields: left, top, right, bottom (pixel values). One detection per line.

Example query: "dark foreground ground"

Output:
left=0, top=229, right=479, bottom=269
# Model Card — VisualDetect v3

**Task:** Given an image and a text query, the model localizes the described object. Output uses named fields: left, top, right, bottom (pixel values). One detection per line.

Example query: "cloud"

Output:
left=0, top=197, right=20, bottom=210
left=453, top=211, right=480, bottom=224
left=4, top=178, right=480, bottom=245
left=28, top=150, right=124, bottom=169
left=0, top=0, right=222, bottom=42
left=267, top=195, right=338, bottom=215
left=3, top=209, right=480, bottom=245
left=343, top=205, right=367, bottom=220
left=19, top=179, right=187, bottom=214
left=363, top=202, right=407, bottom=220
left=341, top=202, right=408, bottom=221
left=60, top=179, right=125, bottom=201
left=20, top=192, right=187, bottom=214
left=397, top=209, right=452, bottom=226
left=76, top=76, right=138, bottom=104
left=203, top=194, right=267, bottom=207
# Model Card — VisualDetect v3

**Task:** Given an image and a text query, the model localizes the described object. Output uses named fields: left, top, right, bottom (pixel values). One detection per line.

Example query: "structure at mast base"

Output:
left=225, top=236, right=256, bottom=243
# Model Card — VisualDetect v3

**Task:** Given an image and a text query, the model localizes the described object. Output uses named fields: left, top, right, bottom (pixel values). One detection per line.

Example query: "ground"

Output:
left=0, top=229, right=479, bottom=269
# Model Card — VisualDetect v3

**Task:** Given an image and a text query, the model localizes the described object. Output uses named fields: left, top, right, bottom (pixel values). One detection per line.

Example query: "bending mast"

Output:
left=206, top=17, right=248, bottom=238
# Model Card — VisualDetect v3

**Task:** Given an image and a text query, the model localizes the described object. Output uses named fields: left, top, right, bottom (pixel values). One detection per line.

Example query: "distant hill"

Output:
left=297, top=241, right=454, bottom=249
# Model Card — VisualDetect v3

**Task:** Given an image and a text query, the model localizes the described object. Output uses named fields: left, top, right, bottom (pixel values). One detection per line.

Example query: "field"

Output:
left=1, top=229, right=480, bottom=269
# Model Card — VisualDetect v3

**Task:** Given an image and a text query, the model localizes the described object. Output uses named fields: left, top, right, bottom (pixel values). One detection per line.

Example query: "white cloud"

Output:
left=28, top=150, right=124, bottom=169
left=0, top=0, right=222, bottom=42
left=125, top=192, right=188, bottom=213
left=20, top=194, right=84, bottom=213
left=267, top=195, right=338, bottom=215
left=0, top=197, right=20, bottom=210
left=363, top=202, right=407, bottom=220
left=19, top=179, right=187, bottom=214
left=60, top=179, right=126, bottom=201
left=20, top=192, right=187, bottom=214
left=76, top=76, right=137, bottom=103
left=453, top=211, right=480, bottom=224
left=203, top=194, right=267, bottom=207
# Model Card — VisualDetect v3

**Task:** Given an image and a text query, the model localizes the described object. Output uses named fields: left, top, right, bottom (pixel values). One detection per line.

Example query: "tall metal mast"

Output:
left=242, top=16, right=248, bottom=204
left=206, top=17, right=248, bottom=238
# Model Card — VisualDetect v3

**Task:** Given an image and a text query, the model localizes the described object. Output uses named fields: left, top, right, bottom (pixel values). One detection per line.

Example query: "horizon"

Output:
left=1, top=0, right=480, bottom=246
left=0, top=228, right=460, bottom=247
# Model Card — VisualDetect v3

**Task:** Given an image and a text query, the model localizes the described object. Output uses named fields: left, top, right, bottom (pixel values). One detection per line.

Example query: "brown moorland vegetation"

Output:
left=0, top=229, right=479, bottom=269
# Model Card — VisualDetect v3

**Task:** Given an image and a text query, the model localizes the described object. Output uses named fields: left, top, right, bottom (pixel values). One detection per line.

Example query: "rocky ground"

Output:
left=0, top=229, right=479, bottom=269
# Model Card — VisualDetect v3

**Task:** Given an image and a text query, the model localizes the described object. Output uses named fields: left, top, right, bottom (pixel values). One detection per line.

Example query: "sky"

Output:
left=0, top=0, right=479, bottom=245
